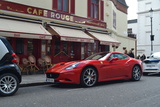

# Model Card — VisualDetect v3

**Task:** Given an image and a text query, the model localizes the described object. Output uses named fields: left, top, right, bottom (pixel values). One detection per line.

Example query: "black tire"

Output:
left=80, top=67, right=98, bottom=87
left=131, top=65, right=141, bottom=81
left=0, top=73, right=19, bottom=96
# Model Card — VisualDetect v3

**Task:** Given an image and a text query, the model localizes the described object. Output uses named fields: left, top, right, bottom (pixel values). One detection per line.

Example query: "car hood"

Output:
left=46, top=60, right=84, bottom=73
left=143, top=58, right=160, bottom=63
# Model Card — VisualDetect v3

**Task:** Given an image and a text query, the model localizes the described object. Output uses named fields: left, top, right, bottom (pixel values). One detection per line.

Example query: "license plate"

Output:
left=46, top=78, right=54, bottom=83
left=147, top=65, right=156, bottom=67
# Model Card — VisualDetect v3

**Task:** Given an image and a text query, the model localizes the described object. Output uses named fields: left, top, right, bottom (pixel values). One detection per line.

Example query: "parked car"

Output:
left=0, top=36, right=21, bottom=96
left=143, top=52, right=160, bottom=75
left=46, top=52, right=143, bottom=87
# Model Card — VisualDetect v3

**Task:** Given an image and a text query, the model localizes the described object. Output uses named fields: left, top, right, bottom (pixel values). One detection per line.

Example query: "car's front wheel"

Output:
left=80, top=67, right=98, bottom=87
left=0, top=73, right=19, bottom=96
left=131, top=65, right=141, bottom=81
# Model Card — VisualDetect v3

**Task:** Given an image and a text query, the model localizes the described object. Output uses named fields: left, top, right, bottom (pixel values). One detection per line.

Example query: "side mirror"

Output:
left=109, top=57, right=118, bottom=62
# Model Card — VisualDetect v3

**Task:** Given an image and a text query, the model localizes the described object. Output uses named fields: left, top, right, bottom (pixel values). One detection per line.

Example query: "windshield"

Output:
left=85, top=52, right=110, bottom=60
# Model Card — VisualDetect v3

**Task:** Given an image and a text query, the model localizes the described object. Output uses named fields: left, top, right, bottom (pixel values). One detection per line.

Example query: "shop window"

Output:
left=16, top=38, right=24, bottom=55
left=53, top=0, right=75, bottom=14
left=88, top=43, right=92, bottom=56
left=27, top=39, right=34, bottom=55
left=47, top=40, right=52, bottom=55
left=41, top=40, right=52, bottom=57
left=94, top=41, right=98, bottom=53
left=41, top=40, right=46, bottom=57
left=62, top=41, right=68, bottom=55
left=81, top=43, right=85, bottom=59
left=98, top=43, right=101, bottom=52
left=88, top=0, right=104, bottom=20
left=70, top=42, right=75, bottom=57
left=55, top=39, right=60, bottom=55
left=105, top=45, right=109, bottom=52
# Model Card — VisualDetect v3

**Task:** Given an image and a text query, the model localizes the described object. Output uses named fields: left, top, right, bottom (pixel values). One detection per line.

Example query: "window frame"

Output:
left=53, top=0, right=75, bottom=14
left=88, top=0, right=104, bottom=21
left=91, top=0, right=99, bottom=19
left=58, top=0, right=69, bottom=12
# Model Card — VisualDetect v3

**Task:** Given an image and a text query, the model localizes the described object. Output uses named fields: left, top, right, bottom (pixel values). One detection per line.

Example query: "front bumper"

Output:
left=46, top=69, right=81, bottom=84
left=143, top=63, right=160, bottom=73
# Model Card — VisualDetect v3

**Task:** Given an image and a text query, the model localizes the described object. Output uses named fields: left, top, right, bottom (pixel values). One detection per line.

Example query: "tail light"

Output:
left=12, top=58, right=18, bottom=63
left=11, top=53, right=16, bottom=57
left=11, top=53, right=18, bottom=63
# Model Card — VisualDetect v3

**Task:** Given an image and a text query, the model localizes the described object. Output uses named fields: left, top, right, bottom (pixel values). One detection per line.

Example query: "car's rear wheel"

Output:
left=131, top=65, right=141, bottom=81
left=0, top=73, right=19, bottom=96
left=80, top=67, right=97, bottom=87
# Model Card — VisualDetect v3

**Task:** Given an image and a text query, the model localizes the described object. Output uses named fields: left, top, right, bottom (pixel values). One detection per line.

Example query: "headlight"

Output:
left=65, top=62, right=80, bottom=70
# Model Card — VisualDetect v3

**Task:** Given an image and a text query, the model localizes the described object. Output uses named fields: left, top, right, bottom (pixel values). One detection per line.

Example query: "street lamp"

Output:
left=149, top=8, right=154, bottom=55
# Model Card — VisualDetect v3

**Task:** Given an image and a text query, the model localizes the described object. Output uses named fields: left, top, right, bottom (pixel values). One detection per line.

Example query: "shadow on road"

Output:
left=49, top=83, right=81, bottom=89
left=48, top=79, right=141, bottom=89
left=95, top=79, right=141, bottom=87
left=143, top=73, right=160, bottom=77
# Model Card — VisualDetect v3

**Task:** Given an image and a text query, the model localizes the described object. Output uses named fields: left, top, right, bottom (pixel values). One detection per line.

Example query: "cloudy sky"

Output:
left=125, top=0, right=138, bottom=20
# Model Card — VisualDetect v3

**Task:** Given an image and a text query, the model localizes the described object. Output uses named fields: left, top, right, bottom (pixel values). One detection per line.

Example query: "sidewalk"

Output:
left=20, top=74, right=48, bottom=87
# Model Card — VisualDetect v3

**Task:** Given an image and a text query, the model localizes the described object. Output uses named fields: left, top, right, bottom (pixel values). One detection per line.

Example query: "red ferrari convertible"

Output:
left=46, top=52, right=143, bottom=87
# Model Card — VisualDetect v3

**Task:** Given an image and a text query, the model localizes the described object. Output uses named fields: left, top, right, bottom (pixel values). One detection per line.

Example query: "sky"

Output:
left=125, top=0, right=138, bottom=20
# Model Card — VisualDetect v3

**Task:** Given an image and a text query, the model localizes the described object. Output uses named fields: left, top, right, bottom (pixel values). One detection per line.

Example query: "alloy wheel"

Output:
left=81, top=67, right=97, bottom=87
left=0, top=74, right=18, bottom=96
left=132, top=66, right=141, bottom=81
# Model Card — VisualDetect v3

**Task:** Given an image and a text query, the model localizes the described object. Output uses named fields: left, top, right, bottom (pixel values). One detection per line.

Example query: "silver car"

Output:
left=143, top=52, right=160, bottom=75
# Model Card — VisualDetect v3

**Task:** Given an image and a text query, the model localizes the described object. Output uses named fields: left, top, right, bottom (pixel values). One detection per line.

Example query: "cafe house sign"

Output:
left=0, top=1, right=106, bottom=28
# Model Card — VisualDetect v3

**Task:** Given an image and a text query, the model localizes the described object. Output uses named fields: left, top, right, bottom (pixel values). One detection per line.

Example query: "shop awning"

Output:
left=49, top=26, right=94, bottom=43
left=0, top=18, right=52, bottom=40
left=88, top=32, right=121, bottom=46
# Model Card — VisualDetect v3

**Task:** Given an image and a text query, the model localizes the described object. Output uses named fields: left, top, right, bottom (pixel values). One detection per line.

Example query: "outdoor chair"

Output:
left=22, top=58, right=30, bottom=74
left=28, top=55, right=39, bottom=73
left=43, top=56, right=52, bottom=70
left=38, top=58, right=46, bottom=73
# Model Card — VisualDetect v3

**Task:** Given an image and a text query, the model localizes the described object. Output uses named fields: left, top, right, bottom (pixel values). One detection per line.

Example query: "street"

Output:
left=1, top=75, right=160, bottom=107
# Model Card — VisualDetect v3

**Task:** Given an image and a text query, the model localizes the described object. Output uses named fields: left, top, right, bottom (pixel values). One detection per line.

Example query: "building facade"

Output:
left=0, top=0, right=135, bottom=66
left=106, top=0, right=136, bottom=54
left=137, top=0, right=160, bottom=56
left=127, top=19, right=137, bottom=56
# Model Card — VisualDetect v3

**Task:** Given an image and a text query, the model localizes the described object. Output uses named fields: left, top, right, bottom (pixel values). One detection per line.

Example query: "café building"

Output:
left=0, top=0, right=129, bottom=65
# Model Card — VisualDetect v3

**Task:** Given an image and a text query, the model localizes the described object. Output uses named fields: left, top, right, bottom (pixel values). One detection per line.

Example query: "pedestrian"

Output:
left=128, top=48, right=135, bottom=58
left=123, top=47, right=127, bottom=54
left=136, top=55, right=141, bottom=59
left=140, top=54, right=146, bottom=61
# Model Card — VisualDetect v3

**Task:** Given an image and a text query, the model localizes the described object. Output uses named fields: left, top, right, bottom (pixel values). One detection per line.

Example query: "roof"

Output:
left=117, top=0, right=128, bottom=7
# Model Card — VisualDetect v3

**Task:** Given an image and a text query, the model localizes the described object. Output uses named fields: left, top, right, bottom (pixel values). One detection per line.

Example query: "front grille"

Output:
left=144, top=60, right=159, bottom=64
left=46, top=73, right=59, bottom=79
